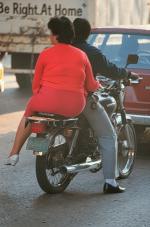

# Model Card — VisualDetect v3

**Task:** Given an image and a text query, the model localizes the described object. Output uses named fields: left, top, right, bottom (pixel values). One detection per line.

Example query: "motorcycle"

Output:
left=26, top=55, right=139, bottom=194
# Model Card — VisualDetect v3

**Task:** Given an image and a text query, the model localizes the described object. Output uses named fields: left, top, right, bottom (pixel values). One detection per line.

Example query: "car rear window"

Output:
left=87, top=32, right=150, bottom=69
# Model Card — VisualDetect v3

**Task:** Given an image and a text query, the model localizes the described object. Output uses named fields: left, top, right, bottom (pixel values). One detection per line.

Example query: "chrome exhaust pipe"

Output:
left=62, top=159, right=101, bottom=174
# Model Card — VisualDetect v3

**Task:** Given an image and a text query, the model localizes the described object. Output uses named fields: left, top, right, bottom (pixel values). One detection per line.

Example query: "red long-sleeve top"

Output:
left=24, top=43, right=101, bottom=117
left=32, top=43, right=100, bottom=95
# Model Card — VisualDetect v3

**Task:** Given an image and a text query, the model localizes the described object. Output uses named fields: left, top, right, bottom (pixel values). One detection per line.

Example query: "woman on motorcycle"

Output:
left=6, top=17, right=100, bottom=166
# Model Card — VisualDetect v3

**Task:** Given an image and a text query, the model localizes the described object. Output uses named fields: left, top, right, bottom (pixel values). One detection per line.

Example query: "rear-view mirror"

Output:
left=126, top=54, right=139, bottom=67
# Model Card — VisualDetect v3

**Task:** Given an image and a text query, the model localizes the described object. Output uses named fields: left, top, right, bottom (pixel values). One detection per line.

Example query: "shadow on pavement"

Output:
left=0, top=88, right=31, bottom=115
left=137, top=142, right=150, bottom=159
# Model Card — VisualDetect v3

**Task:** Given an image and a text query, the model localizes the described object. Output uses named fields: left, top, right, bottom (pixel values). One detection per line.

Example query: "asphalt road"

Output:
left=0, top=75, right=150, bottom=227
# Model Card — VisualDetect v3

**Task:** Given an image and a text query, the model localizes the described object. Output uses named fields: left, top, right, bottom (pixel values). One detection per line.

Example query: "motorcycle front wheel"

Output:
left=117, top=121, right=137, bottom=179
left=36, top=134, right=73, bottom=194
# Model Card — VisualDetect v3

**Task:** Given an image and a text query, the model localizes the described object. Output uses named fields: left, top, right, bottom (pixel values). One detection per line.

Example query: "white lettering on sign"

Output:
left=0, top=2, right=83, bottom=17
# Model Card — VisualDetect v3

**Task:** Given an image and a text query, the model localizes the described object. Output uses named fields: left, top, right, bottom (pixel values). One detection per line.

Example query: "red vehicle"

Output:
left=88, top=26, right=150, bottom=142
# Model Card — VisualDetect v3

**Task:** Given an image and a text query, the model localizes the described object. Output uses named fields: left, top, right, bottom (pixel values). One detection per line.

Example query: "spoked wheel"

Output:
left=36, top=134, right=73, bottom=194
left=117, top=122, right=137, bottom=179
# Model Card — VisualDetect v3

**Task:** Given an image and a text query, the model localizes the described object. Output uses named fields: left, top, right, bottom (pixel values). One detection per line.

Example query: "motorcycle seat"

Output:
left=36, top=112, right=78, bottom=121
left=37, top=112, right=66, bottom=119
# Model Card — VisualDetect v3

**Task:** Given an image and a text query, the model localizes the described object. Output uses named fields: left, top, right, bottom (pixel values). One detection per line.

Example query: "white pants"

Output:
left=83, top=96, right=118, bottom=179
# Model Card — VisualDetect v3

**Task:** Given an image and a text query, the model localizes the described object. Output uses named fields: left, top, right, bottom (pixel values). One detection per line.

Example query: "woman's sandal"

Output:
left=5, top=154, right=19, bottom=166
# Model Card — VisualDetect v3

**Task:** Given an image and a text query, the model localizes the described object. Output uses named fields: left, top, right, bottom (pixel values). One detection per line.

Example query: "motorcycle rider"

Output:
left=73, top=18, right=138, bottom=194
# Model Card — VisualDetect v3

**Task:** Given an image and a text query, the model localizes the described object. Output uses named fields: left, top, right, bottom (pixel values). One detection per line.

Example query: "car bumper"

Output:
left=127, top=114, right=150, bottom=126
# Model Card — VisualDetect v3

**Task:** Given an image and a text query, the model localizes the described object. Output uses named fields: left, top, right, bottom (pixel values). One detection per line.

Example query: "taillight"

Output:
left=31, top=122, right=47, bottom=133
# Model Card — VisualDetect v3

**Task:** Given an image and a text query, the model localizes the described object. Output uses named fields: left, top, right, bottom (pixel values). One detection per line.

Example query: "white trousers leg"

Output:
left=83, top=96, right=119, bottom=179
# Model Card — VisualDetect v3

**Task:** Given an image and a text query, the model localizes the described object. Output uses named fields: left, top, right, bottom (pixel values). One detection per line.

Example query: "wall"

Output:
left=87, top=0, right=150, bottom=27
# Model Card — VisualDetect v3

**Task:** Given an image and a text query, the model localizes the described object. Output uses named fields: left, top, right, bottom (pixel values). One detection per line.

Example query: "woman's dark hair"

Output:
left=47, top=16, right=74, bottom=44
left=73, top=18, right=91, bottom=41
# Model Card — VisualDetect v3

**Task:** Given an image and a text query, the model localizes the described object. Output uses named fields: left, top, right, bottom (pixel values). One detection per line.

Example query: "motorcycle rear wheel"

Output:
left=36, top=134, right=73, bottom=194
left=117, top=121, right=137, bottom=179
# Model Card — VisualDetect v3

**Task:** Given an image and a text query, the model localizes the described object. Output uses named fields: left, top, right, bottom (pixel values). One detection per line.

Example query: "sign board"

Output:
left=0, top=0, right=87, bottom=34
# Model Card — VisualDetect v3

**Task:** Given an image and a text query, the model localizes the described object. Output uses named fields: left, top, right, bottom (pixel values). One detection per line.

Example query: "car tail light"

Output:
left=31, top=122, right=47, bottom=133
